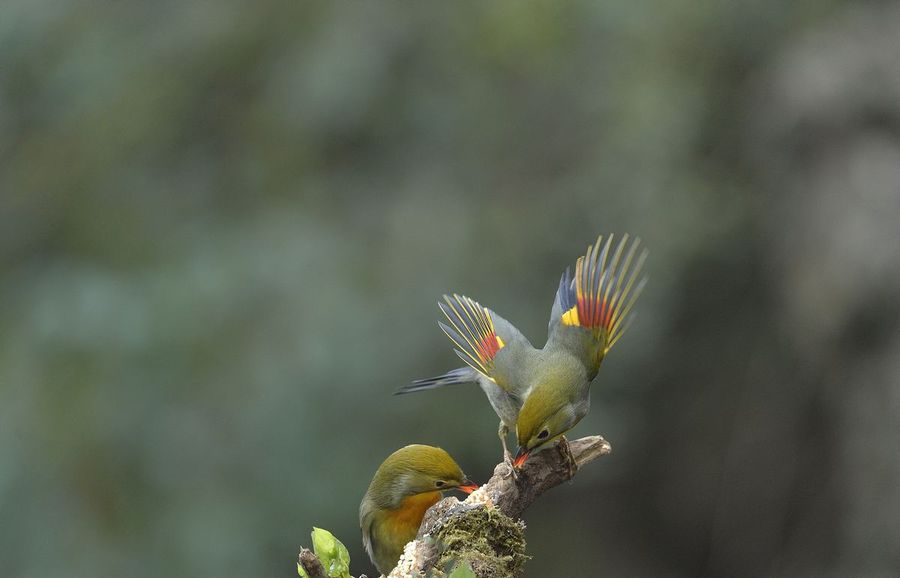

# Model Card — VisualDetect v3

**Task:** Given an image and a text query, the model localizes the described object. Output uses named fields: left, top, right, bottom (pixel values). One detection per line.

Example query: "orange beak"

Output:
left=458, top=479, right=479, bottom=494
left=513, top=447, right=529, bottom=468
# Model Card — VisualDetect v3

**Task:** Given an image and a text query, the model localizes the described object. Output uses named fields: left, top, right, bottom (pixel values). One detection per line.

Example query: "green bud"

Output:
left=310, top=527, right=351, bottom=578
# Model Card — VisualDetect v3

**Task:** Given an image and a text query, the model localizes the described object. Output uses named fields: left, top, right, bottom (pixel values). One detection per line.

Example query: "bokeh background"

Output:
left=3, top=1, right=900, bottom=576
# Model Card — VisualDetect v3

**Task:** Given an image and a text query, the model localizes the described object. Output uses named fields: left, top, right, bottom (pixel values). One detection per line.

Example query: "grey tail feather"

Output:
left=394, top=366, right=478, bottom=395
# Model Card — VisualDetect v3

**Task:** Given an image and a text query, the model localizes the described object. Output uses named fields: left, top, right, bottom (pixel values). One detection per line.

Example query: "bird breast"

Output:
left=384, top=490, right=442, bottom=535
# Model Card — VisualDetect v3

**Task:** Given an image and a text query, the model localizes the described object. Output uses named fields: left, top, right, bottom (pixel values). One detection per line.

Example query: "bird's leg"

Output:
left=559, top=435, right=578, bottom=478
left=498, top=421, right=518, bottom=479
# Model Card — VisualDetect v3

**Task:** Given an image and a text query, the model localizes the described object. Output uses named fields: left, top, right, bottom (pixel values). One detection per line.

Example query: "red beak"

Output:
left=458, top=480, right=479, bottom=494
left=513, top=447, right=529, bottom=468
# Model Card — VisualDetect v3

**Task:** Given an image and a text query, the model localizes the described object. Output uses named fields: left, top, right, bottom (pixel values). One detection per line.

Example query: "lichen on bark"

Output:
left=431, top=505, right=527, bottom=578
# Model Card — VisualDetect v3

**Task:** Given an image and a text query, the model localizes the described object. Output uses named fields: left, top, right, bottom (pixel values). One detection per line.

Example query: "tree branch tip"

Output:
left=298, top=548, right=330, bottom=578
left=569, top=435, right=612, bottom=467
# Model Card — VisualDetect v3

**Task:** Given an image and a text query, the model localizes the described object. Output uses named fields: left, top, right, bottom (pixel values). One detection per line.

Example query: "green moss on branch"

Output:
left=434, top=506, right=527, bottom=578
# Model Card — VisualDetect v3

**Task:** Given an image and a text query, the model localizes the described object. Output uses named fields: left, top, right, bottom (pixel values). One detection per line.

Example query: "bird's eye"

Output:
left=435, top=480, right=446, bottom=488
left=537, top=429, right=550, bottom=440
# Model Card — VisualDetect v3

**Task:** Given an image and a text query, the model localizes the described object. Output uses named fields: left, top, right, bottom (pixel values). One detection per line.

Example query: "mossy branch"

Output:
left=393, top=435, right=612, bottom=577
left=297, top=435, right=611, bottom=578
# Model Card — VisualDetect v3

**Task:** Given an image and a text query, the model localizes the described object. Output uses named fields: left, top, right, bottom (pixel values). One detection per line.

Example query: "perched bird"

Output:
left=359, top=445, right=478, bottom=576
left=397, top=234, right=647, bottom=469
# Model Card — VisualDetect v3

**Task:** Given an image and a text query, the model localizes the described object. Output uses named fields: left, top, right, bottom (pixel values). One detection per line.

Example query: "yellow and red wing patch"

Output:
left=439, top=294, right=505, bottom=378
left=559, top=234, right=648, bottom=351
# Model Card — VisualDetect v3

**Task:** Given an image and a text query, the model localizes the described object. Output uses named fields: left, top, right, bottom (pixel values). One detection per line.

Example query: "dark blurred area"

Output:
left=2, top=1, right=900, bottom=576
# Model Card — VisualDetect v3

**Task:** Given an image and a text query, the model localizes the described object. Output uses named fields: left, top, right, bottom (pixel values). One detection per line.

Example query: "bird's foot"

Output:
left=501, top=450, right=519, bottom=480
left=498, top=422, right=518, bottom=479
left=559, top=435, right=578, bottom=478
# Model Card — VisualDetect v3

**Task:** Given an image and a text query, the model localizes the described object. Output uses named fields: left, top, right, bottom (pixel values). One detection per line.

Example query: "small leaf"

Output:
left=447, top=560, right=477, bottom=578
left=311, top=527, right=351, bottom=578
left=297, top=562, right=309, bottom=578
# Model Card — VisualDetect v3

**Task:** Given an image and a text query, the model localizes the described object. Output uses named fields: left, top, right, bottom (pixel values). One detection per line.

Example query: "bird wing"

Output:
left=438, top=294, right=530, bottom=392
left=548, top=234, right=647, bottom=375
left=359, top=500, right=377, bottom=569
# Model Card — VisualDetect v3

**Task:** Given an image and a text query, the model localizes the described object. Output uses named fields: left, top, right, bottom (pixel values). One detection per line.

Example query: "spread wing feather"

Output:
left=555, top=234, right=648, bottom=353
left=438, top=294, right=506, bottom=378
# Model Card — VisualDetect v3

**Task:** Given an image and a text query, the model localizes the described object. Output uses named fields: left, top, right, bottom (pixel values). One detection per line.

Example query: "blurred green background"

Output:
left=3, top=1, right=900, bottom=576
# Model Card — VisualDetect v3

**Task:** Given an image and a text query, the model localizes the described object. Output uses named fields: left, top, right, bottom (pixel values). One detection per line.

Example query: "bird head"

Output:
left=368, top=445, right=477, bottom=507
left=514, top=385, right=577, bottom=467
